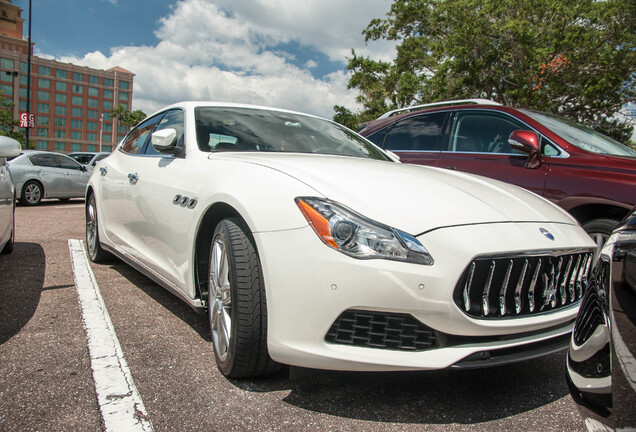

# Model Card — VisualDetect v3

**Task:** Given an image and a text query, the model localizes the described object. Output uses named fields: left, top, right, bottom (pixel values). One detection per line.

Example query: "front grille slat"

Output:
left=454, top=250, right=594, bottom=319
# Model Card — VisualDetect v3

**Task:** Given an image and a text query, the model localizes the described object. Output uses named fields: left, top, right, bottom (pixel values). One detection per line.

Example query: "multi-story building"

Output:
left=0, top=0, right=134, bottom=153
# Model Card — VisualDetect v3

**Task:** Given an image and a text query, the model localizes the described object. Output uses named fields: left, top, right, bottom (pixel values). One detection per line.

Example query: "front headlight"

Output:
left=295, top=197, right=433, bottom=265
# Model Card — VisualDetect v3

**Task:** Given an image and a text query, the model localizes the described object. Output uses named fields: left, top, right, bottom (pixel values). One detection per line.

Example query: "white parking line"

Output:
left=68, top=239, right=154, bottom=432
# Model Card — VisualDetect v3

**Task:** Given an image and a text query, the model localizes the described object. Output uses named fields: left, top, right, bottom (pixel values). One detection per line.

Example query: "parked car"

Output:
left=87, top=101, right=595, bottom=378
left=566, top=207, right=636, bottom=430
left=358, top=99, right=636, bottom=247
left=8, top=150, right=90, bottom=205
left=68, top=151, right=111, bottom=171
left=0, top=136, right=21, bottom=254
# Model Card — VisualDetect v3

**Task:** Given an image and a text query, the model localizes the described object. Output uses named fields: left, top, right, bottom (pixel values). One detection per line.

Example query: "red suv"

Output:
left=358, top=100, right=636, bottom=245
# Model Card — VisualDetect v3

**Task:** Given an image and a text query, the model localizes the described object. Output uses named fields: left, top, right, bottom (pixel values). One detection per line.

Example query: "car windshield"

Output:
left=195, top=107, right=390, bottom=161
left=69, top=153, right=95, bottom=164
left=520, top=109, right=636, bottom=157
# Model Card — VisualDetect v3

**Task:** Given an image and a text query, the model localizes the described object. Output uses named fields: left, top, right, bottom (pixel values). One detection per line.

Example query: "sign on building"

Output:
left=19, top=113, right=35, bottom=128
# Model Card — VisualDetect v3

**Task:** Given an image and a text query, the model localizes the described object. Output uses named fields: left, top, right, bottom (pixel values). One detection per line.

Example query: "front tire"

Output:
left=582, top=218, right=618, bottom=249
left=86, top=194, right=111, bottom=263
left=20, top=180, right=43, bottom=206
left=208, top=217, right=278, bottom=378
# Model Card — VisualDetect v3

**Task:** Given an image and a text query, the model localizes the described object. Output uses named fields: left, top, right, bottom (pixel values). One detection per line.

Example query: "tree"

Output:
left=341, top=0, right=635, bottom=141
left=110, top=104, right=146, bottom=132
left=0, top=94, right=30, bottom=148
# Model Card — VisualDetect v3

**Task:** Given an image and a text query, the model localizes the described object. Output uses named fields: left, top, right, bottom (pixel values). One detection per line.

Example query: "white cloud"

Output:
left=57, top=0, right=395, bottom=119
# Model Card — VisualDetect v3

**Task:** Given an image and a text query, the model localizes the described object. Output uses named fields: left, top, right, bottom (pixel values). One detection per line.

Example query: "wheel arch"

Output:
left=567, top=203, right=629, bottom=226
left=21, top=178, right=45, bottom=199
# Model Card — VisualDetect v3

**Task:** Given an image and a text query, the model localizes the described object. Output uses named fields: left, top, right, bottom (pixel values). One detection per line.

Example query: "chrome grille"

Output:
left=325, top=310, right=439, bottom=351
left=572, top=283, right=606, bottom=346
left=454, top=250, right=594, bottom=319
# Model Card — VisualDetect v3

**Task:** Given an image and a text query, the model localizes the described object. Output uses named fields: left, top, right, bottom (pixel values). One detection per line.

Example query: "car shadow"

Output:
left=106, top=261, right=211, bottom=342
left=0, top=242, right=46, bottom=345
left=16, top=198, right=85, bottom=207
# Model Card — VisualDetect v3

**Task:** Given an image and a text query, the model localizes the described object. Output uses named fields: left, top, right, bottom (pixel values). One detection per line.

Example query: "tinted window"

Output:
left=29, top=154, right=58, bottom=167
left=70, top=153, right=94, bottom=164
left=120, top=115, right=162, bottom=155
left=383, top=113, right=447, bottom=151
left=93, top=154, right=109, bottom=165
left=449, top=112, right=526, bottom=154
left=55, top=155, right=82, bottom=170
left=143, top=109, right=185, bottom=155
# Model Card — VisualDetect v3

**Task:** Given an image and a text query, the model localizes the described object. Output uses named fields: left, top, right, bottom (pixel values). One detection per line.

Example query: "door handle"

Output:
left=446, top=166, right=457, bottom=170
left=99, top=166, right=108, bottom=176
left=128, top=173, right=139, bottom=185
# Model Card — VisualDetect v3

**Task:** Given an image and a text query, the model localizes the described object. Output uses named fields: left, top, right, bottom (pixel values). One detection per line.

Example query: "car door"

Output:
left=28, top=153, right=66, bottom=197
left=373, top=112, right=448, bottom=166
left=99, top=115, right=163, bottom=250
left=438, top=110, right=549, bottom=196
left=53, top=154, right=88, bottom=197
left=128, top=109, right=189, bottom=290
left=0, top=156, right=12, bottom=239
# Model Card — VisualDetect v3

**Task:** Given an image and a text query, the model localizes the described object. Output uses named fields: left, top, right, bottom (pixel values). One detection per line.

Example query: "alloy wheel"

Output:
left=209, top=237, right=232, bottom=362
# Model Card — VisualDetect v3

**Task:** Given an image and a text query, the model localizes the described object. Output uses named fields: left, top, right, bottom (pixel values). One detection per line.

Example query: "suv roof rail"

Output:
left=377, top=99, right=502, bottom=120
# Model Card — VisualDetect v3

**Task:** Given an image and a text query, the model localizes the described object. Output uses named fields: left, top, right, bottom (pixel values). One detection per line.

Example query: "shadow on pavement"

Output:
left=0, top=242, right=46, bottom=345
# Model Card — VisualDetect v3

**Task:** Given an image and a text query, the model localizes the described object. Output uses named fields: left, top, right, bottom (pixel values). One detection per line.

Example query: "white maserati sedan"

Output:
left=86, top=101, right=596, bottom=378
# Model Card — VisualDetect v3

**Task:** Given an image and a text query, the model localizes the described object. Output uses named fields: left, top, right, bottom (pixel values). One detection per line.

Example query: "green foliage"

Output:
left=0, top=95, right=28, bottom=148
left=343, top=0, right=636, bottom=141
left=110, top=105, right=147, bottom=130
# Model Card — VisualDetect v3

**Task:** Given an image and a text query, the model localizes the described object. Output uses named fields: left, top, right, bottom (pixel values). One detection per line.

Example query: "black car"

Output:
left=566, top=207, right=636, bottom=430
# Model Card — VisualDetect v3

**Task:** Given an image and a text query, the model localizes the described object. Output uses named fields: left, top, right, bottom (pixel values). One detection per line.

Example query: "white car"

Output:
left=86, top=102, right=596, bottom=378
left=0, top=136, right=20, bottom=254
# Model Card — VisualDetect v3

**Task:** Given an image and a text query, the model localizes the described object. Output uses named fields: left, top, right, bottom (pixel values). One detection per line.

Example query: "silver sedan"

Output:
left=8, top=150, right=90, bottom=206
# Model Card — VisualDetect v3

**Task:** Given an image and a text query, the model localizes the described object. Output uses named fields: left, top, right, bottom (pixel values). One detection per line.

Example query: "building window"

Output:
left=20, top=62, right=28, bottom=73
left=118, top=91, right=128, bottom=101
left=55, top=105, right=66, bottom=115
left=19, top=75, right=27, bottom=85
left=19, top=100, right=26, bottom=110
left=54, top=118, right=66, bottom=127
left=72, top=96, right=82, bottom=105
left=55, top=94, right=66, bottom=103
left=54, top=142, right=65, bottom=151
left=19, top=88, right=28, bottom=98
left=71, top=119, right=82, bottom=129
left=56, top=69, right=67, bottom=79
left=103, top=123, right=112, bottom=132
left=71, top=108, right=82, bottom=117
left=56, top=82, right=67, bottom=91
left=38, top=66, right=50, bottom=76
left=37, top=116, right=49, bottom=125
left=54, top=130, right=65, bottom=138
left=119, top=125, right=127, bottom=134
left=102, top=134, right=111, bottom=143
left=87, top=133, right=97, bottom=141
left=37, top=103, right=49, bottom=113
left=104, top=78, right=113, bottom=87
left=102, top=145, right=112, bottom=152
left=89, top=75, right=99, bottom=84
left=38, top=78, right=50, bottom=88
left=73, top=72, right=84, bottom=82
left=71, top=143, right=81, bottom=151
left=119, top=81, right=129, bottom=89
left=87, top=98, right=98, bottom=107
left=1, top=58, right=14, bottom=69
left=87, top=109, right=98, bottom=119
left=87, top=121, right=97, bottom=131
left=72, top=84, right=83, bottom=94
left=71, top=131, right=82, bottom=140
left=103, top=89, right=113, bottom=99
left=88, top=87, right=98, bottom=97
left=87, top=144, right=97, bottom=152
left=37, top=140, right=48, bottom=149
left=103, top=101, right=113, bottom=110
left=38, top=91, right=49, bottom=101
left=37, top=128, right=48, bottom=137
left=1, top=84, right=13, bottom=95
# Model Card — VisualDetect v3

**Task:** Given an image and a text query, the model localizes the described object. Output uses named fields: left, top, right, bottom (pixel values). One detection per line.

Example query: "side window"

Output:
left=449, top=112, right=527, bottom=154
left=383, top=112, right=447, bottom=151
left=55, top=155, right=82, bottom=170
left=365, top=126, right=390, bottom=147
left=142, top=109, right=185, bottom=155
left=29, top=154, right=58, bottom=167
left=93, top=154, right=109, bottom=165
left=120, top=115, right=163, bottom=155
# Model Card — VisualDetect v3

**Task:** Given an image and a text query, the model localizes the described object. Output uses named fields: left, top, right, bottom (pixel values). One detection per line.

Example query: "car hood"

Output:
left=214, top=153, right=576, bottom=235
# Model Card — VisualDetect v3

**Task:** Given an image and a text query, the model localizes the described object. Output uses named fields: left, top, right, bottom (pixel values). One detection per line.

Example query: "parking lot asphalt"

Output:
left=0, top=201, right=586, bottom=431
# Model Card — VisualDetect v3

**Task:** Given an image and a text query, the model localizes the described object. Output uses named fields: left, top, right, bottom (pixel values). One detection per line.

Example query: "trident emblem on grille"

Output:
left=541, top=263, right=558, bottom=309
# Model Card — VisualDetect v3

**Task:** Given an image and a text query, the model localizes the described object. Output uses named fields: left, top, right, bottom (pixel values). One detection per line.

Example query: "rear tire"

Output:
left=20, top=180, right=42, bottom=206
left=208, top=217, right=278, bottom=378
left=582, top=218, right=618, bottom=249
left=85, top=193, right=112, bottom=263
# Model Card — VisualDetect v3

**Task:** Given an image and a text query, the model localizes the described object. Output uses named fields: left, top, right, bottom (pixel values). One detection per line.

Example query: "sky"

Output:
left=15, top=0, right=397, bottom=119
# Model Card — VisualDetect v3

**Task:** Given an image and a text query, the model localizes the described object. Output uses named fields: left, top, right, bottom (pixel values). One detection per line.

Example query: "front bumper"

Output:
left=255, top=221, right=595, bottom=371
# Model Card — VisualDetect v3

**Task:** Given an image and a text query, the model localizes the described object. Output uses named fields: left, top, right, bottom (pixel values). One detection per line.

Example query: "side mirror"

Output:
left=0, top=136, right=21, bottom=158
left=80, top=165, right=88, bottom=172
left=152, top=128, right=184, bottom=157
left=508, top=130, right=543, bottom=169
